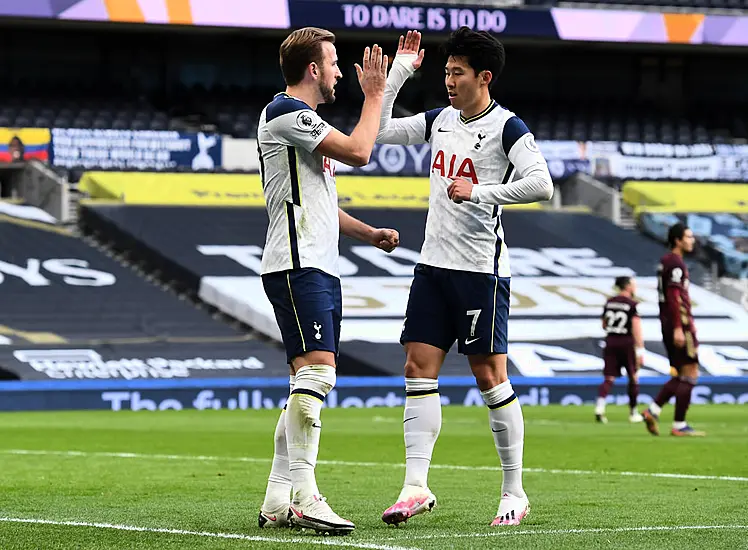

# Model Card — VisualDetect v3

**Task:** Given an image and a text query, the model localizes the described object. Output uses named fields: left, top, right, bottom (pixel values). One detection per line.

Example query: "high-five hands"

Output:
left=355, top=44, right=388, bottom=98
left=397, top=30, right=425, bottom=70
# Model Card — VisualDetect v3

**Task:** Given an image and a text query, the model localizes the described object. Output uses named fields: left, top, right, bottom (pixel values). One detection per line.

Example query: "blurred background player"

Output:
left=376, top=28, right=553, bottom=528
left=642, top=223, right=705, bottom=437
left=595, top=276, right=644, bottom=424
left=256, top=27, right=399, bottom=534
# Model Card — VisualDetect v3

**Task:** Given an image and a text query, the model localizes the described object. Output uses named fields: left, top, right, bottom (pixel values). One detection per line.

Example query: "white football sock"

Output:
left=482, top=381, right=526, bottom=499
left=261, top=375, right=295, bottom=512
left=648, top=402, right=662, bottom=417
left=286, top=365, right=335, bottom=503
left=673, top=420, right=687, bottom=430
left=595, top=397, right=606, bottom=415
left=403, top=378, right=441, bottom=489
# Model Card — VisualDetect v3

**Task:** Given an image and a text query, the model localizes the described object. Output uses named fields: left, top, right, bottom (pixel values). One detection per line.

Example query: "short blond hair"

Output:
left=280, top=27, right=336, bottom=86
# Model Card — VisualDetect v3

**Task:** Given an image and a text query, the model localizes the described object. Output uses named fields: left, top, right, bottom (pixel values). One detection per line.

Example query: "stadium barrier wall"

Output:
left=20, top=161, right=70, bottom=222
left=83, top=171, right=540, bottom=210
left=623, top=182, right=748, bottom=214
left=0, top=376, right=746, bottom=412
left=562, top=172, right=620, bottom=224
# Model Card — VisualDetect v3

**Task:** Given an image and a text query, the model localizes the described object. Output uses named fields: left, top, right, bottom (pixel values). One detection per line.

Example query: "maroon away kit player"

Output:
left=641, top=223, right=705, bottom=437
left=595, top=276, right=644, bottom=424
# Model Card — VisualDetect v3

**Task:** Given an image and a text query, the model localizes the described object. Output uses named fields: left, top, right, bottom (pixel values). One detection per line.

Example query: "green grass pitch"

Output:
left=0, top=405, right=746, bottom=549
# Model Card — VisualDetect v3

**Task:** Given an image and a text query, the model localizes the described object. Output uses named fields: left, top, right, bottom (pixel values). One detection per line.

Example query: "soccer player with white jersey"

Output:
left=256, top=27, right=400, bottom=534
left=377, top=29, right=553, bottom=527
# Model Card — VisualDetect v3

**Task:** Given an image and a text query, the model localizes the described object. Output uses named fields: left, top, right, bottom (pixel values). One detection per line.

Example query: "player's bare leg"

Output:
left=285, top=350, right=354, bottom=534
left=382, top=342, right=443, bottom=526
left=259, top=371, right=296, bottom=528
left=671, top=363, right=705, bottom=437
left=470, top=354, right=530, bottom=527
left=595, top=376, right=615, bottom=424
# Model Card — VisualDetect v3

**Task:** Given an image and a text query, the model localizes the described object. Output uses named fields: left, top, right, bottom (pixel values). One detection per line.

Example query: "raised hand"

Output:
left=397, top=30, right=425, bottom=70
left=355, top=44, right=388, bottom=98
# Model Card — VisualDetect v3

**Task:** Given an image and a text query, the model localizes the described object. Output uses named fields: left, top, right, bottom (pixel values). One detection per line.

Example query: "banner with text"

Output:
left=50, top=129, right=222, bottom=171
left=289, top=1, right=557, bottom=37
left=1, top=376, right=746, bottom=412
left=332, top=140, right=748, bottom=181
left=2, top=2, right=748, bottom=47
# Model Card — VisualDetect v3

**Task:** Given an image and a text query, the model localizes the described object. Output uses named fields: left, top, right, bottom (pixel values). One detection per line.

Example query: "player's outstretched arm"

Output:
left=377, top=31, right=428, bottom=146
left=316, top=45, right=388, bottom=167
left=338, top=208, right=400, bottom=253
left=448, top=118, right=553, bottom=205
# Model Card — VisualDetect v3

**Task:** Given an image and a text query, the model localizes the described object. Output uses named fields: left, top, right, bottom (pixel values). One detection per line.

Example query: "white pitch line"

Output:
left=382, top=524, right=748, bottom=541
left=0, top=517, right=420, bottom=550
left=3, top=449, right=748, bottom=483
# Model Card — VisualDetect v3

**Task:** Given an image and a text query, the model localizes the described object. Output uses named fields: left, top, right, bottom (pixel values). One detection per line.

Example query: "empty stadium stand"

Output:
left=78, top=201, right=748, bottom=378
left=640, top=211, right=748, bottom=278
left=0, top=203, right=291, bottom=380
left=6, top=93, right=742, bottom=146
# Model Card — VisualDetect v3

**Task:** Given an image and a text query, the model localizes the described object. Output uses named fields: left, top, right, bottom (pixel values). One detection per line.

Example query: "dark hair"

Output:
left=615, top=276, right=632, bottom=291
left=440, top=26, right=505, bottom=89
left=279, top=27, right=336, bottom=86
left=667, top=222, right=688, bottom=249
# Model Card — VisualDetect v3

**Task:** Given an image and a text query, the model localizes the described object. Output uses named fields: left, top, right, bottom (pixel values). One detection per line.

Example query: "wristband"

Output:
left=635, top=347, right=645, bottom=358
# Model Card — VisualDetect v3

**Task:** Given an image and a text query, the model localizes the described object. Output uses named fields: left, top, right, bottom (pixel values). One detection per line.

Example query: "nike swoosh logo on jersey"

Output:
left=437, top=128, right=452, bottom=132
left=464, top=337, right=480, bottom=345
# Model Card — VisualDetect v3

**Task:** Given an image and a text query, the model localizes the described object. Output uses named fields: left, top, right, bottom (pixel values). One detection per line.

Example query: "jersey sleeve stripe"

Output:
left=285, top=202, right=301, bottom=270
left=493, top=163, right=510, bottom=275
left=424, top=107, right=445, bottom=142
left=501, top=116, right=531, bottom=157
left=500, top=162, right=515, bottom=185
left=287, top=146, right=301, bottom=206
left=258, top=143, right=267, bottom=190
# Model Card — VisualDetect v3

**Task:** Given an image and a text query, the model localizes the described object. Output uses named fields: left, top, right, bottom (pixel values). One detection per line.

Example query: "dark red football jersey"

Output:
left=603, top=294, right=638, bottom=347
left=657, top=252, right=693, bottom=329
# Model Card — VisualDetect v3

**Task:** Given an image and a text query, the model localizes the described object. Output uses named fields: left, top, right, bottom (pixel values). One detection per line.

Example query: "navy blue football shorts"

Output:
left=400, top=263, right=510, bottom=355
left=262, top=267, right=342, bottom=364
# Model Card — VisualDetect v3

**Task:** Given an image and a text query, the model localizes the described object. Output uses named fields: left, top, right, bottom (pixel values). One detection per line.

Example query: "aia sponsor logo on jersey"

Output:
left=322, top=156, right=336, bottom=178
left=431, top=150, right=479, bottom=185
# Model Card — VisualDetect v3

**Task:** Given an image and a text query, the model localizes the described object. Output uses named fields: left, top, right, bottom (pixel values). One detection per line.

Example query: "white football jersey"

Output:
left=257, top=93, right=339, bottom=277
left=377, top=101, right=549, bottom=276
